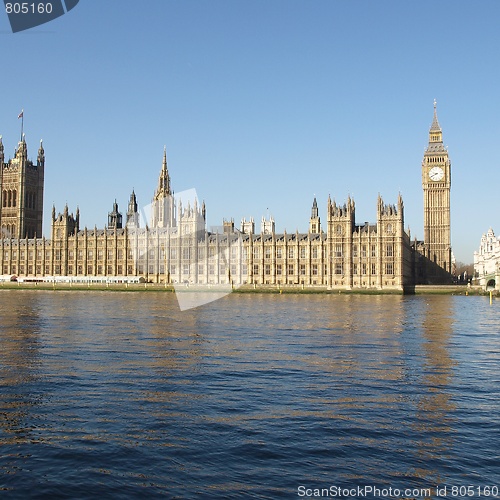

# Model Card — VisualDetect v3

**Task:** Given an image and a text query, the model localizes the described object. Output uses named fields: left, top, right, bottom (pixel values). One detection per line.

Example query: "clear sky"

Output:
left=1, top=0, right=499, bottom=263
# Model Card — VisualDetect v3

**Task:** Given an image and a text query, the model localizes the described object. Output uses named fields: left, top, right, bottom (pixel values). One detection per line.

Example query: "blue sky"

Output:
left=1, top=0, right=499, bottom=263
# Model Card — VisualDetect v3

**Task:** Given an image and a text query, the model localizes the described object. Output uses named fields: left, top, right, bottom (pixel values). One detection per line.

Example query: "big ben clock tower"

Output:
left=422, top=100, right=452, bottom=276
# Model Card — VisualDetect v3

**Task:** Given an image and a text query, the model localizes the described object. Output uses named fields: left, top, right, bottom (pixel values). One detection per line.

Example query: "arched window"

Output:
left=12, top=190, right=17, bottom=207
left=8, top=190, right=12, bottom=207
left=2, top=190, right=6, bottom=208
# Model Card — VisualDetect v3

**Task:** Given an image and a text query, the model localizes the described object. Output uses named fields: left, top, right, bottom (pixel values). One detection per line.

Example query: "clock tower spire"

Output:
left=422, top=100, right=452, bottom=278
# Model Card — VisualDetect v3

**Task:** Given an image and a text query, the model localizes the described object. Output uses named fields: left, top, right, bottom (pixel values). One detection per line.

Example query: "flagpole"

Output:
left=18, top=109, right=24, bottom=142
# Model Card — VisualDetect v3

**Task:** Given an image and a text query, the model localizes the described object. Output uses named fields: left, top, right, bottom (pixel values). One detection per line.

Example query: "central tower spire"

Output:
left=151, top=146, right=175, bottom=228
left=154, top=146, right=171, bottom=199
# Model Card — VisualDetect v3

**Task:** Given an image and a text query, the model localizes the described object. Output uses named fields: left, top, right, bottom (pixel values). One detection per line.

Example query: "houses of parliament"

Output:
left=0, top=104, right=453, bottom=290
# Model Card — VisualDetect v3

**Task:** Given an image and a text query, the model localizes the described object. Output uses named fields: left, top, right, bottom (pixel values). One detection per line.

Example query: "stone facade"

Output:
left=0, top=136, right=44, bottom=240
left=0, top=105, right=453, bottom=289
left=474, top=228, right=500, bottom=290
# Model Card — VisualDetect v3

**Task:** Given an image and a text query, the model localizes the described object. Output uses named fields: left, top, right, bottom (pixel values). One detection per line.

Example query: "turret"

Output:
left=108, top=199, right=123, bottom=229
left=126, top=190, right=139, bottom=229
left=37, top=139, right=45, bottom=167
left=15, top=134, right=27, bottom=160
left=309, top=196, right=320, bottom=233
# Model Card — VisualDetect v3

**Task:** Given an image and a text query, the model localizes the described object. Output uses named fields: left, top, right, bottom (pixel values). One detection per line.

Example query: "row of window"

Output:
left=3, top=261, right=396, bottom=277
left=2, top=190, right=17, bottom=208
left=1, top=190, right=37, bottom=209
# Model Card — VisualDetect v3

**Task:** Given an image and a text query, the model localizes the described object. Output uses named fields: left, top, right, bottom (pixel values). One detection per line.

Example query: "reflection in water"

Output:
left=0, top=291, right=498, bottom=498
left=406, top=296, right=457, bottom=485
left=0, top=295, right=44, bottom=445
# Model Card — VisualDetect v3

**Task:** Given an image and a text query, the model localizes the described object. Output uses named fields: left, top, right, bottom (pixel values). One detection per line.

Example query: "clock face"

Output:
left=429, top=166, right=444, bottom=181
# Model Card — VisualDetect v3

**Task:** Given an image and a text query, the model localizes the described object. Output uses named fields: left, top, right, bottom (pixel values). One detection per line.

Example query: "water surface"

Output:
left=0, top=291, right=499, bottom=498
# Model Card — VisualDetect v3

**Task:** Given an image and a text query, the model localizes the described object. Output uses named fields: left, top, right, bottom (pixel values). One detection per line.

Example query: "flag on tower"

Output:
left=18, top=110, right=24, bottom=119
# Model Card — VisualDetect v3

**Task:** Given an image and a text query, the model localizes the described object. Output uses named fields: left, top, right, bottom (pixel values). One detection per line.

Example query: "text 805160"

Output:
left=5, top=3, right=53, bottom=14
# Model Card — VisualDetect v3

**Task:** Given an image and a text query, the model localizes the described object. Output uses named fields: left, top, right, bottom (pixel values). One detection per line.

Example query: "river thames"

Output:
left=0, top=291, right=499, bottom=498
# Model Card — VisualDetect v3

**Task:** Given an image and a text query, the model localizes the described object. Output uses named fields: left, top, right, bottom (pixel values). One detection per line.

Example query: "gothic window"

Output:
left=386, top=224, right=393, bottom=234
left=253, top=247, right=260, bottom=259
left=336, top=225, right=342, bottom=235
left=8, top=190, right=12, bottom=207
left=385, top=263, right=394, bottom=275
left=371, top=245, right=376, bottom=257
left=288, top=264, right=294, bottom=275
left=353, top=263, right=358, bottom=275
left=386, top=244, right=393, bottom=257
left=253, top=264, right=259, bottom=275
left=335, top=244, right=342, bottom=257
left=312, top=247, right=318, bottom=259
left=300, top=247, right=306, bottom=259
left=288, top=247, right=294, bottom=259
left=312, top=264, right=318, bottom=275
left=265, top=264, right=271, bottom=275
left=362, top=246, right=367, bottom=258
left=335, top=263, right=343, bottom=275
left=265, top=247, right=271, bottom=259
left=276, top=247, right=282, bottom=259
left=12, top=190, right=17, bottom=207
left=276, top=264, right=282, bottom=275
left=300, top=264, right=306, bottom=275
left=2, top=191, right=6, bottom=207
left=371, top=263, right=376, bottom=274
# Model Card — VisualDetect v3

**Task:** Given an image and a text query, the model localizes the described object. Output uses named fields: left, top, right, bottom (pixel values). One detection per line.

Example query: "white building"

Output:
left=474, top=228, right=500, bottom=290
